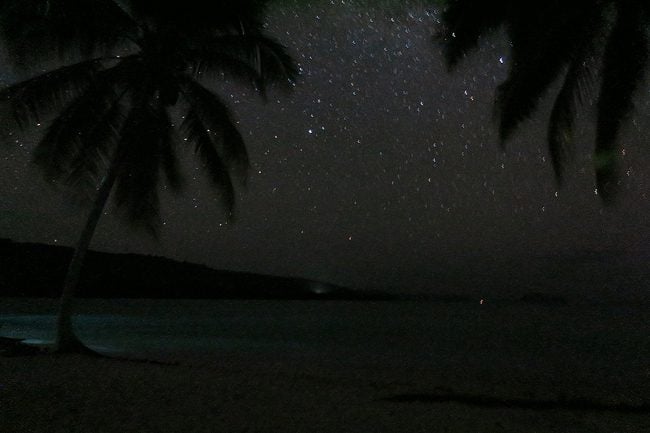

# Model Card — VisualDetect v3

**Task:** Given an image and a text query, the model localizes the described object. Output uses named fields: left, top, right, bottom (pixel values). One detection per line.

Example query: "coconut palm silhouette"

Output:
left=0, top=0, right=297, bottom=353
left=438, top=0, right=649, bottom=201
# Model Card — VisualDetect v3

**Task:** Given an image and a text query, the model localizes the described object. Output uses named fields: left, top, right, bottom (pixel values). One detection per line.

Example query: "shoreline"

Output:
left=2, top=298, right=649, bottom=432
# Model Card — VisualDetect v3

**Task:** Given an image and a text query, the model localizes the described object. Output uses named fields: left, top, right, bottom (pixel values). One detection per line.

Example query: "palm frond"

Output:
left=252, top=34, right=299, bottom=95
left=189, top=48, right=264, bottom=88
left=159, top=109, right=183, bottom=191
left=496, top=4, right=588, bottom=143
left=595, top=2, right=648, bottom=203
left=181, top=106, right=236, bottom=218
left=179, top=82, right=241, bottom=218
left=32, top=62, right=135, bottom=183
left=495, top=64, right=564, bottom=145
left=547, top=10, right=604, bottom=185
left=438, top=0, right=649, bottom=204
left=64, top=88, right=129, bottom=199
left=547, top=62, right=584, bottom=185
left=437, top=0, right=509, bottom=69
left=0, top=0, right=137, bottom=64
left=189, top=33, right=297, bottom=96
left=113, top=92, right=170, bottom=236
left=0, top=58, right=106, bottom=128
left=180, top=77, right=249, bottom=181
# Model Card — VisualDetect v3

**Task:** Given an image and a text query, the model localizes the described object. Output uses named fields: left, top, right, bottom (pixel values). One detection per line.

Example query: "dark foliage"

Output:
left=438, top=0, right=649, bottom=203
left=0, top=0, right=298, bottom=232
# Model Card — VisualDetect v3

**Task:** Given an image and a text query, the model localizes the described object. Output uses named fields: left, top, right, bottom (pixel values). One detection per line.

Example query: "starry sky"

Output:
left=1, top=1, right=649, bottom=298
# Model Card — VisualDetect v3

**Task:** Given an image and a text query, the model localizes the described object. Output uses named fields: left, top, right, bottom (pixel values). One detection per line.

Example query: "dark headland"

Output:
left=0, top=239, right=395, bottom=301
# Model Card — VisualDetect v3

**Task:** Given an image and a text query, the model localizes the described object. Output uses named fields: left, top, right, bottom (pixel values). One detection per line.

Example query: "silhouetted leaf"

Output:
left=31, top=62, right=134, bottom=182
left=189, top=33, right=297, bottom=97
left=547, top=10, right=604, bottom=184
left=63, top=87, right=129, bottom=199
left=180, top=104, right=236, bottom=218
left=439, top=0, right=649, bottom=203
left=437, top=0, right=508, bottom=69
left=114, top=90, right=167, bottom=236
left=547, top=63, right=582, bottom=185
left=496, top=3, right=590, bottom=143
left=0, top=59, right=105, bottom=128
left=0, top=0, right=136, bottom=65
left=180, top=77, right=249, bottom=182
left=595, top=2, right=648, bottom=204
left=159, top=109, right=183, bottom=191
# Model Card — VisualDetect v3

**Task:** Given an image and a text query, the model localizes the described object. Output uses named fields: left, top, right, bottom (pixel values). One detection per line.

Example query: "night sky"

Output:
left=1, top=1, right=649, bottom=297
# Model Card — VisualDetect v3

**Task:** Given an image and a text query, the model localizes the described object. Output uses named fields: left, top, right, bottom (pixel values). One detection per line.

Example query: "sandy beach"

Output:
left=2, top=350, right=648, bottom=433
left=2, top=298, right=649, bottom=432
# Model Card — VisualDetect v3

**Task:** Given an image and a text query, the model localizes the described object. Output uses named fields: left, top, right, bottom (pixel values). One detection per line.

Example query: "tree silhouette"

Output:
left=438, top=0, right=649, bottom=202
left=0, top=0, right=297, bottom=353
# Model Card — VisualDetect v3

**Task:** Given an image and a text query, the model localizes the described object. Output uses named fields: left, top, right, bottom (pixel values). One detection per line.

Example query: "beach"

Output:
left=1, top=298, right=649, bottom=432
left=2, top=352, right=649, bottom=433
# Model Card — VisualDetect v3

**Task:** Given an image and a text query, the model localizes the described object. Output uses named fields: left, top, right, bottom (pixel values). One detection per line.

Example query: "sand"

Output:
left=1, top=352, right=648, bottom=433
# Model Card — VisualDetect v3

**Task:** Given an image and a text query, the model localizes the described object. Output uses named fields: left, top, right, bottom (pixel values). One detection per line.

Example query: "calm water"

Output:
left=1, top=298, right=649, bottom=395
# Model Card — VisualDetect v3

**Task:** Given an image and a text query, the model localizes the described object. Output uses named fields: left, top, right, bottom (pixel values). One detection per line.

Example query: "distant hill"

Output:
left=0, top=239, right=394, bottom=300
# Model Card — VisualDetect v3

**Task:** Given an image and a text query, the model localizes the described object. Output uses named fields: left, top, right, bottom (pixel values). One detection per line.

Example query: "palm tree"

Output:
left=0, top=0, right=297, bottom=353
left=437, top=0, right=649, bottom=202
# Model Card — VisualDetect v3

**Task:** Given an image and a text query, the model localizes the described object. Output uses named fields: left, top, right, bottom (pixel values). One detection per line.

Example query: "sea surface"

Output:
left=1, top=298, right=649, bottom=400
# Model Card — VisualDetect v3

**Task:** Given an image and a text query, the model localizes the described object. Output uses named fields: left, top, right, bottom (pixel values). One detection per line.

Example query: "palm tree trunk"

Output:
left=54, top=156, right=121, bottom=353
